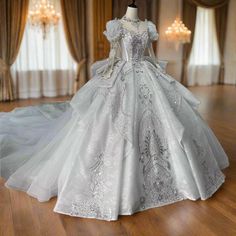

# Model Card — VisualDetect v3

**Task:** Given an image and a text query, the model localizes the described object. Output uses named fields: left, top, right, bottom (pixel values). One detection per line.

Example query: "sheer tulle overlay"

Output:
left=0, top=18, right=229, bottom=221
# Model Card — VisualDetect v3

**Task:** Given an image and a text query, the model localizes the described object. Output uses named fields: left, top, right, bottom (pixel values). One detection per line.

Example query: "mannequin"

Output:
left=125, top=7, right=138, bottom=20
left=125, top=1, right=139, bottom=20
left=121, top=0, right=146, bottom=32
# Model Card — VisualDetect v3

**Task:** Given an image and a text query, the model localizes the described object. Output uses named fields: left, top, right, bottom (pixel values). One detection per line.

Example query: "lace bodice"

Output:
left=121, top=27, right=148, bottom=61
left=97, top=18, right=159, bottom=79
left=104, top=19, right=158, bottom=62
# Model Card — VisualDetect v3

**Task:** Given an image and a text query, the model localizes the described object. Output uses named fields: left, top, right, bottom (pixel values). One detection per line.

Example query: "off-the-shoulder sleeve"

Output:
left=147, top=21, right=159, bottom=41
left=103, top=19, right=122, bottom=42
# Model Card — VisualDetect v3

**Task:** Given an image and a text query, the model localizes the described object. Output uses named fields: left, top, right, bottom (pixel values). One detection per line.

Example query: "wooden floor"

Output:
left=0, top=85, right=236, bottom=236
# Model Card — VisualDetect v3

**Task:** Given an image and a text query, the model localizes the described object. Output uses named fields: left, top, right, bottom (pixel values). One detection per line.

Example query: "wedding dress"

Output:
left=0, top=18, right=229, bottom=221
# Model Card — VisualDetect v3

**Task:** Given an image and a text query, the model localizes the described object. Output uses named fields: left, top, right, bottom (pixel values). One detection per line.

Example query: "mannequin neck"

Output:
left=125, top=7, right=139, bottom=20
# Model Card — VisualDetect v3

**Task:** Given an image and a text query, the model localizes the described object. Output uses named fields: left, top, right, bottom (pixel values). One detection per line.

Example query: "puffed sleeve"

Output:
left=100, top=19, right=122, bottom=79
left=103, top=19, right=122, bottom=43
left=147, top=21, right=159, bottom=41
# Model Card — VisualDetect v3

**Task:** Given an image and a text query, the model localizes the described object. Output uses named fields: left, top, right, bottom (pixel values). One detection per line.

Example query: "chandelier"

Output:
left=165, top=18, right=191, bottom=46
left=28, top=0, right=60, bottom=39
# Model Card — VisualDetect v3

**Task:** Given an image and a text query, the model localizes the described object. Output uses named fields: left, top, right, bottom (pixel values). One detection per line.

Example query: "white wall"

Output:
left=224, top=0, right=236, bottom=85
left=157, top=0, right=183, bottom=81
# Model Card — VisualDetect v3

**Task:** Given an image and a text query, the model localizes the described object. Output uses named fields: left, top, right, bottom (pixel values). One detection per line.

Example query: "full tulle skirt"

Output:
left=0, top=60, right=229, bottom=221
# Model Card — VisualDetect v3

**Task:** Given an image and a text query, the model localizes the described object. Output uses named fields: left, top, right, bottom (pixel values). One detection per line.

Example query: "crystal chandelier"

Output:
left=28, top=0, right=60, bottom=39
left=165, top=18, right=191, bottom=45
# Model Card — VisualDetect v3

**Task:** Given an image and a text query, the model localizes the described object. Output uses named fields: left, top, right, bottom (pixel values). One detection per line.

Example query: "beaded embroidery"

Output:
left=138, top=111, right=183, bottom=209
left=192, top=138, right=225, bottom=197
left=65, top=18, right=226, bottom=221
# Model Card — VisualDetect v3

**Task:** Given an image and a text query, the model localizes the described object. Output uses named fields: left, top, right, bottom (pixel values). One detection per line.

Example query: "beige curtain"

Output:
left=190, top=0, right=228, bottom=8
left=215, top=3, right=228, bottom=83
left=181, top=0, right=197, bottom=85
left=60, top=0, right=87, bottom=92
left=0, top=0, right=29, bottom=101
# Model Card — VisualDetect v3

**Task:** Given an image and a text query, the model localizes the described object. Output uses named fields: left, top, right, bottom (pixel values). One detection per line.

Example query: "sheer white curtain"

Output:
left=12, top=0, right=76, bottom=99
left=187, top=7, right=220, bottom=86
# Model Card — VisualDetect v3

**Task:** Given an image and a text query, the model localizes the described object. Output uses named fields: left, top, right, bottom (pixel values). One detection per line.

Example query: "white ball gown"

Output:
left=0, top=18, right=229, bottom=221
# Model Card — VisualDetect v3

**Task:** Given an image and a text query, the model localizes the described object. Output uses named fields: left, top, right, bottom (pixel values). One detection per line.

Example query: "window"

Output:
left=187, top=7, right=220, bottom=86
left=12, top=0, right=76, bottom=98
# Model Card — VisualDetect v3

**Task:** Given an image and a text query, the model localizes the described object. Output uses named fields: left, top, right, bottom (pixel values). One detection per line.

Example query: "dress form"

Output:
left=121, top=6, right=146, bottom=32
left=125, top=6, right=139, bottom=20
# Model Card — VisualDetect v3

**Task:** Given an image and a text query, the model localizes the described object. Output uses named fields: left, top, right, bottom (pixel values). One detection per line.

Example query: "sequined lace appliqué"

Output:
left=67, top=18, right=226, bottom=221
left=121, top=27, right=149, bottom=62
left=137, top=107, right=184, bottom=209
left=191, top=138, right=225, bottom=197
left=70, top=151, right=117, bottom=220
